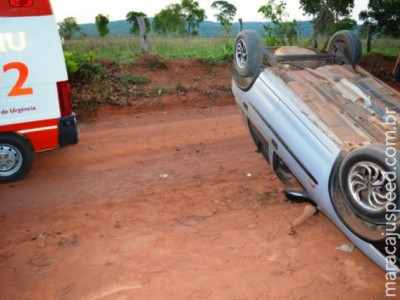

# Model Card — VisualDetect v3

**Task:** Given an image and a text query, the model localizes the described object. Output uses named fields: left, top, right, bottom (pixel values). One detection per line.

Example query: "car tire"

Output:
left=0, top=134, right=33, bottom=183
left=234, top=30, right=263, bottom=77
left=339, top=145, right=400, bottom=225
left=328, top=30, right=362, bottom=66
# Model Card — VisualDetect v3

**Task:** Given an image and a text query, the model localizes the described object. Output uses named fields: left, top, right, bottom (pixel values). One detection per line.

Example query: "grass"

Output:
left=64, top=35, right=400, bottom=66
left=64, top=36, right=235, bottom=64
left=362, top=37, right=400, bottom=57
left=64, top=36, right=141, bottom=62
left=121, top=74, right=150, bottom=85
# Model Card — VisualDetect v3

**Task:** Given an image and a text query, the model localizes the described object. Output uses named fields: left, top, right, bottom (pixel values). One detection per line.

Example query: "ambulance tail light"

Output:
left=57, top=81, right=73, bottom=117
left=9, top=0, right=33, bottom=7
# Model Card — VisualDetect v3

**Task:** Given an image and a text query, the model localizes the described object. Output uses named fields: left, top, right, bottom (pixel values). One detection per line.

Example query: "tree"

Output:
left=258, top=0, right=298, bottom=46
left=95, top=14, right=109, bottom=37
left=181, top=0, right=206, bottom=35
left=332, top=17, right=357, bottom=32
left=153, top=4, right=185, bottom=35
left=211, top=0, right=237, bottom=36
left=299, top=0, right=354, bottom=49
left=58, top=17, right=81, bottom=40
left=359, top=0, right=400, bottom=38
left=126, top=11, right=151, bottom=35
left=153, top=0, right=205, bottom=36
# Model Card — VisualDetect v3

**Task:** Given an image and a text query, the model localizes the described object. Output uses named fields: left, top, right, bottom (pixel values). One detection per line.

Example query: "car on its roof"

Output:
left=232, top=29, right=400, bottom=274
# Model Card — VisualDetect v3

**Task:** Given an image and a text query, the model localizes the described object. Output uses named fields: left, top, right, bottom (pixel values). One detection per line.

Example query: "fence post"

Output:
left=137, top=16, right=148, bottom=54
left=238, top=18, right=243, bottom=32
left=366, top=24, right=372, bottom=53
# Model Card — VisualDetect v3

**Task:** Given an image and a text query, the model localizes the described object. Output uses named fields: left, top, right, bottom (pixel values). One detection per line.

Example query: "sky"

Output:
left=51, top=0, right=369, bottom=24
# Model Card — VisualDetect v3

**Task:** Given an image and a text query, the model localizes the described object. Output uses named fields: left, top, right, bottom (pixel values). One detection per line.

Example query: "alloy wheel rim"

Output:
left=347, top=161, right=388, bottom=214
left=236, top=39, right=248, bottom=70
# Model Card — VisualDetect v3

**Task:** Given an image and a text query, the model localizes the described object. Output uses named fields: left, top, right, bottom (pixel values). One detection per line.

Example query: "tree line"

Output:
left=58, top=0, right=400, bottom=50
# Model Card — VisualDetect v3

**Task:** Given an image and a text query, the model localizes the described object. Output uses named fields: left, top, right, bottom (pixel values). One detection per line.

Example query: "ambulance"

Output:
left=0, top=0, right=78, bottom=183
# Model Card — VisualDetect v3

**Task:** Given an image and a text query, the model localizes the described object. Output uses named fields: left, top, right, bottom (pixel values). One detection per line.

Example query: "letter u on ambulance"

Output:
left=7, top=32, right=26, bottom=52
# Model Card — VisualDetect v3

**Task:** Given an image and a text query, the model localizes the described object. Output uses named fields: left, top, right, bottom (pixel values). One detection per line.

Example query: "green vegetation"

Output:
left=360, top=0, right=400, bottom=38
left=258, top=0, right=298, bottom=46
left=95, top=14, right=110, bottom=37
left=153, top=5, right=186, bottom=35
left=58, top=17, right=81, bottom=40
left=152, top=0, right=206, bottom=36
left=121, top=74, right=150, bottom=85
left=300, top=0, right=355, bottom=49
left=181, top=0, right=206, bottom=35
left=126, top=11, right=150, bottom=35
left=63, top=36, right=235, bottom=63
left=211, top=1, right=237, bottom=36
left=58, top=0, right=400, bottom=55
left=64, top=51, right=104, bottom=81
left=64, top=34, right=400, bottom=64
left=362, top=38, right=400, bottom=57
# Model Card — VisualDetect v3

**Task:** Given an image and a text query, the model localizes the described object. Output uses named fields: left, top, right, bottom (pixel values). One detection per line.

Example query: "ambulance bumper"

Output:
left=59, top=113, right=78, bottom=147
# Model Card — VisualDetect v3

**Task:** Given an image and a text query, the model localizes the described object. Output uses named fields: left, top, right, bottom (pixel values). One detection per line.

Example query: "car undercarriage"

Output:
left=232, top=29, right=400, bottom=274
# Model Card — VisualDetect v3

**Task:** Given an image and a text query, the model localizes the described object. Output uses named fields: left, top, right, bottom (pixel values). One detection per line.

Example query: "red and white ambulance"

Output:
left=0, top=0, right=78, bottom=183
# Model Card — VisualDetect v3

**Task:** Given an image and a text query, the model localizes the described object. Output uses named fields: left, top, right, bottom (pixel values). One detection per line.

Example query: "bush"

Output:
left=64, top=51, right=79, bottom=76
left=64, top=51, right=104, bottom=81
left=121, top=74, right=150, bottom=84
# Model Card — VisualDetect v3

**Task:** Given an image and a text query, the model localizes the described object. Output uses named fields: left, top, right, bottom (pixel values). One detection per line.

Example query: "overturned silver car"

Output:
left=232, top=30, right=400, bottom=273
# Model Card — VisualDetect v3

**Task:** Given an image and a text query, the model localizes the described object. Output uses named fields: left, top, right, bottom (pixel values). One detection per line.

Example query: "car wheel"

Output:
left=0, top=134, right=33, bottom=183
left=234, top=30, right=263, bottom=78
left=339, top=145, right=400, bottom=225
left=328, top=30, right=361, bottom=66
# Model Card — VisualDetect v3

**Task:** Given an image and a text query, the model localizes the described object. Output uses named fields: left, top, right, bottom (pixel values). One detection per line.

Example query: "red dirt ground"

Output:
left=0, top=56, right=398, bottom=299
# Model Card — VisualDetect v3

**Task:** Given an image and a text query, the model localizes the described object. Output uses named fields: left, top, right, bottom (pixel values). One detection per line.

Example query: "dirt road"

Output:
left=0, top=103, right=388, bottom=299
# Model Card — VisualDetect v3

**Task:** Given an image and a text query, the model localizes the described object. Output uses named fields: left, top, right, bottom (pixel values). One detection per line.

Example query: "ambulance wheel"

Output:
left=0, top=134, right=33, bottom=183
